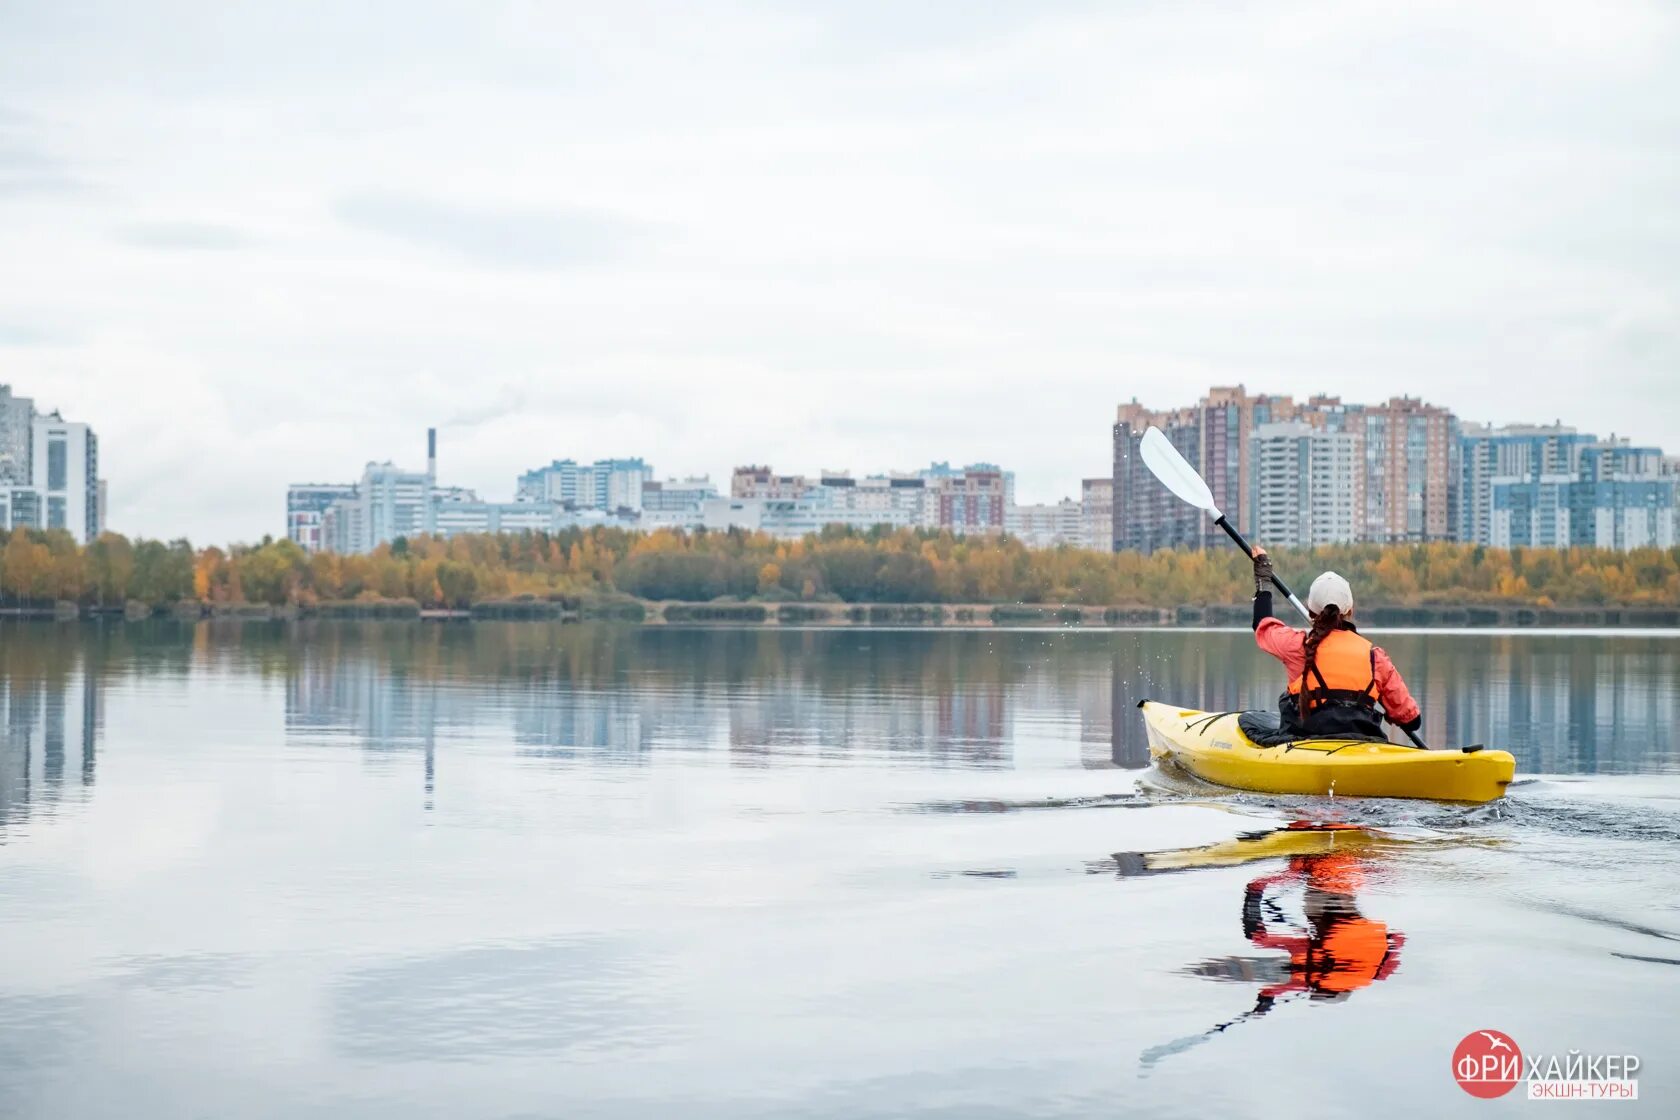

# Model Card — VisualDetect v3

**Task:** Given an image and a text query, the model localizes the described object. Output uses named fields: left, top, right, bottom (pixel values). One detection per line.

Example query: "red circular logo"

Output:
left=1453, top=1029, right=1524, bottom=1098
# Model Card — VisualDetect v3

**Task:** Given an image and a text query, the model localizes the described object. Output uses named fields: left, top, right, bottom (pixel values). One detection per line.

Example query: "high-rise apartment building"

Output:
left=1572, top=441, right=1675, bottom=550
left=0, top=385, right=34, bottom=484
left=1115, top=387, right=1459, bottom=551
left=28, top=413, right=100, bottom=544
left=1113, top=400, right=1199, bottom=552
left=924, top=462, right=1010, bottom=533
left=1112, top=387, right=1308, bottom=552
left=1347, top=397, right=1458, bottom=543
left=1250, top=422, right=1361, bottom=548
left=1453, top=424, right=1674, bottom=550
left=1457, top=424, right=1596, bottom=548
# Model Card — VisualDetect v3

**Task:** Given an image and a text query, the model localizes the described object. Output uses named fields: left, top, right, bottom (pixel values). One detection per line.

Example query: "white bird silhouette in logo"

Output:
left=1480, top=1033, right=1513, bottom=1052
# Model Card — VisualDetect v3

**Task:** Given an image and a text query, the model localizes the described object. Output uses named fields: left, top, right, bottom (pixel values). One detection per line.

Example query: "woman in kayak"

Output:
left=1250, top=548, right=1421, bottom=742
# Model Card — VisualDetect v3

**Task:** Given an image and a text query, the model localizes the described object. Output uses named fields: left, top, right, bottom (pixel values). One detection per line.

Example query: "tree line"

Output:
left=3, top=525, right=1678, bottom=610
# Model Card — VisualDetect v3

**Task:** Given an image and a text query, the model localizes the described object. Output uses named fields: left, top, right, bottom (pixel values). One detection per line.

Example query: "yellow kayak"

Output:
left=1138, top=701, right=1515, bottom=803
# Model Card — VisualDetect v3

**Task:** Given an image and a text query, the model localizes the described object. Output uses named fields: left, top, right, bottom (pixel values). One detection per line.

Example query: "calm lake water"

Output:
left=2, top=621, right=1677, bottom=1118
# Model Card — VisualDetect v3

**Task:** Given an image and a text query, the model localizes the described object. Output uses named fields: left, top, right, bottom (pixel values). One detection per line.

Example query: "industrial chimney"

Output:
left=427, top=427, right=437, bottom=483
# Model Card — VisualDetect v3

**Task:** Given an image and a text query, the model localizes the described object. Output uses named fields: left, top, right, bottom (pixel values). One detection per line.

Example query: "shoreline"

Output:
left=6, top=600, right=1680, bottom=629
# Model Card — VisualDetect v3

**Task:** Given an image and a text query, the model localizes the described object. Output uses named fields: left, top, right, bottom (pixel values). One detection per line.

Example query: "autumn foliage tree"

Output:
left=1, top=525, right=1677, bottom=611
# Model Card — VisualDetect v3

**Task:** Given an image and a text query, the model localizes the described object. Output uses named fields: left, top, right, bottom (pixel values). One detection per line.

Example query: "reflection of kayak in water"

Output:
left=1138, top=700, right=1515, bottom=803
left=1109, top=821, right=1395, bottom=877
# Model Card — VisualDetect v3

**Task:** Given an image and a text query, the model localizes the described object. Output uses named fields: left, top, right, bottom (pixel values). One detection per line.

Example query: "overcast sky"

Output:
left=2, top=0, right=1677, bottom=543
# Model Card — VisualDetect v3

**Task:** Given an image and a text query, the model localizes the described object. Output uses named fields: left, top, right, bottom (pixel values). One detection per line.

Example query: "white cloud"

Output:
left=0, top=0, right=1676, bottom=539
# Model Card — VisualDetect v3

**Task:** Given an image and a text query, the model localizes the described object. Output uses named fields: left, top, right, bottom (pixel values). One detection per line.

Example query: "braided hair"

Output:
left=1299, top=605, right=1344, bottom=710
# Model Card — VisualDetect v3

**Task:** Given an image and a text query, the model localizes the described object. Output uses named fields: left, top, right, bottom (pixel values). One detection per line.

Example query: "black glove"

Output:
left=1398, top=715, right=1423, bottom=734
left=1252, top=552, right=1274, bottom=594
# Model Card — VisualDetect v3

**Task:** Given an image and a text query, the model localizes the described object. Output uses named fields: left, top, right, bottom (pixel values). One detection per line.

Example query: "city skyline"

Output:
left=2, top=362, right=1672, bottom=552
left=4, top=3, right=1678, bottom=543
left=30, top=372, right=1680, bottom=547
left=283, top=376, right=1677, bottom=556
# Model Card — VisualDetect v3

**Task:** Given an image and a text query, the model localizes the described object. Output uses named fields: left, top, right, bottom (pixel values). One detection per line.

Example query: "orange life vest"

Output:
left=1294, top=852, right=1365, bottom=895
left=1303, top=917, right=1393, bottom=993
left=1287, top=627, right=1380, bottom=714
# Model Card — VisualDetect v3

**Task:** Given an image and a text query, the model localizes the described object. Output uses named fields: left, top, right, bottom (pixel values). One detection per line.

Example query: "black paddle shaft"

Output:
left=1213, top=515, right=1305, bottom=608
left=1215, top=516, right=1431, bottom=750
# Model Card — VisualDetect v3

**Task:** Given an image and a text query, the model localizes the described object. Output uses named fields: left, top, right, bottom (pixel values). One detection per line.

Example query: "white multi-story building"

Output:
left=814, top=474, right=924, bottom=531
left=729, top=462, right=1009, bottom=536
left=303, top=429, right=439, bottom=554
left=851, top=475, right=934, bottom=528
left=1080, top=478, right=1113, bottom=551
left=29, top=413, right=101, bottom=544
left=640, top=476, right=720, bottom=530
left=433, top=497, right=640, bottom=539
left=699, top=483, right=925, bottom=540
left=517, top=458, right=651, bottom=512
left=1007, top=499, right=1082, bottom=549
left=0, top=387, right=105, bottom=544
left=296, top=430, right=646, bottom=553
left=313, top=465, right=442, bottom=555
left=701, top=496, right=764, bottom=532
left=357, top=462, right=435, bottom=549
left=1250, top=422, right=1360, bottom=548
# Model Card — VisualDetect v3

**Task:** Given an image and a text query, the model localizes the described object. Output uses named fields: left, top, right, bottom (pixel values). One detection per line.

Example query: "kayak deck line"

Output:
left=1136, top=699, right=1516, bottom=803
left=1182, top=711, right=1232, bottom=736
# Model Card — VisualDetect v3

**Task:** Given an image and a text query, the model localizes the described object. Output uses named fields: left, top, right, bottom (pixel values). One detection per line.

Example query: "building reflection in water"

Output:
left=1106, top=629, right=1679, bottom=772
left=4, top=622, right=1670, bottom=832
left=277, top=625, right=1679, bottom=780
left=0, top=626, right=103, bottom=838
left=284, top=627, right=1038, bottom=771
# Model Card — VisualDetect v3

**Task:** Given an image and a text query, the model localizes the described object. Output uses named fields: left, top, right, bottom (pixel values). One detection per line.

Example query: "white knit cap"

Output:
left=1307, top=571, right=1354, bottom=614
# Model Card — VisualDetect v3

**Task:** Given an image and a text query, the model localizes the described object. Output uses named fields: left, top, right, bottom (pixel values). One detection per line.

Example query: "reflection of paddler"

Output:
left=1242, top=853, right=1403, bottom=1003
left=1135, top=822, right=1409, bottom=1071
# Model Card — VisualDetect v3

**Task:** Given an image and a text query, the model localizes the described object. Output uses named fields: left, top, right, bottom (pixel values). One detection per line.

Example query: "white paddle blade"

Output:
left=1139, top=426, right=1219, bottom=515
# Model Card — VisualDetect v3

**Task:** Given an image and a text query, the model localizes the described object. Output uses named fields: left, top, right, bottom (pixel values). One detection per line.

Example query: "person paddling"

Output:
left=1250, top=548, right=1422, bottom=742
